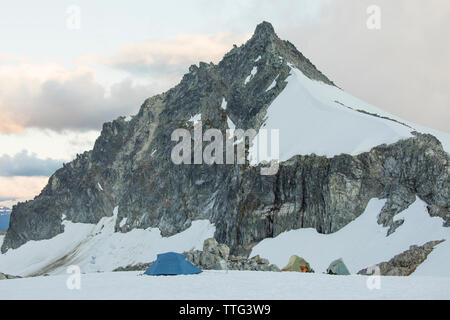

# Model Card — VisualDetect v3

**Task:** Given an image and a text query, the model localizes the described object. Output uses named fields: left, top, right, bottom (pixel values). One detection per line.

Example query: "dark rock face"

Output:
left=357, top=240, right=445, bottom=276
left=2, top=22, right=449, bottom=256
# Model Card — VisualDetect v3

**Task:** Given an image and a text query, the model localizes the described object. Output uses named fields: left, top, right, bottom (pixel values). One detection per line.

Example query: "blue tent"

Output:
left=144, top=252, right=202, bottom=276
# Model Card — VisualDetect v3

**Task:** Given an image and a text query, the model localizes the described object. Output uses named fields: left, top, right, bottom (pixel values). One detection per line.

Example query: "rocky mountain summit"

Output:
left=2, top=21, right=448, bottom=264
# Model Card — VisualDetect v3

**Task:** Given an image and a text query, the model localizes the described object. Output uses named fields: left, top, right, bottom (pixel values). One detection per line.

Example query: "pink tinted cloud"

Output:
left=97, top=32, right=250, bottom=74
left=0, top=63, right=153, bottom=133
left=0, top=176, right=48, bottom=200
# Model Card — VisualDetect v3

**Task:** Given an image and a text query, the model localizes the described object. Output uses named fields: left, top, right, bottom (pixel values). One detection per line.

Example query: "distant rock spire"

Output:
left=251, top=21, right=278, bottom=41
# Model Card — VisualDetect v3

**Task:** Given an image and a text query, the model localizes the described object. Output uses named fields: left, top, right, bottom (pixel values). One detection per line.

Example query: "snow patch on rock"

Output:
left=188, top=114, right=201, bottom=125
left=266, top=75, right=279, bottom=92
left=220, top=98, right=227, bottom=110
left=244, top=66, right=258, bottom=85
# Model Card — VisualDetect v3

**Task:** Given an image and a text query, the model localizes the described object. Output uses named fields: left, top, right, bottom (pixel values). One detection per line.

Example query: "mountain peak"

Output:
left=253, top=21, right=276, bottom=38
left=250, top=21, right=280, bottom=44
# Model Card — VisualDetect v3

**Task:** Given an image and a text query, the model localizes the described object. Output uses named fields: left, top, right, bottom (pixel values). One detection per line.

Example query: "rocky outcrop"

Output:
left=357, top=240, right=445, bottom=276
left=183, top=238, right=280, bottom=272
left=114, top=262, right=153, bottom=272
left=2, top=22, right=449, bottom=257
left=0, top=272, right=21, bottom=280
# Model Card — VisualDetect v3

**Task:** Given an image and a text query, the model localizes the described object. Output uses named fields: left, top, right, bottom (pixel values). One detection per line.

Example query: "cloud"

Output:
left=0, top=198, right=29, bottom=208
left=97, top=32, right=249, bottom=76
left=0, top=176, right=49, bottom=200
left=31, top=74, right=150, bottom=131
left=0, top=151, right=63, bottom=177
left=0, top=53, right=29, bottom=64
left=0, top=63, right=155, bottom=133
left=0, top=128, right=99, bottom=162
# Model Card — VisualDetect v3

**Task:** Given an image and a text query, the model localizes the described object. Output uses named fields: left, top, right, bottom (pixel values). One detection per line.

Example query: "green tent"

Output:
left=327, top=258, right=350, bottom=275
left=281, top=255, right=313, bottom=273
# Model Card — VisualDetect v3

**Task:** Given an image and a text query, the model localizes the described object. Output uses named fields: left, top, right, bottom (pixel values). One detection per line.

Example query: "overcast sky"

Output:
left=0, top=0, right=449, bottom=202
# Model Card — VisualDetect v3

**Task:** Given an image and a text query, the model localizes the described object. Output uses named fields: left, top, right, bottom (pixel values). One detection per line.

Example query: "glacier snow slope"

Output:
left=0, top=209, right=214, bottom=276
left=0, top=270, right=449, bottom=300
left=249, top=66, right=449, bottom=164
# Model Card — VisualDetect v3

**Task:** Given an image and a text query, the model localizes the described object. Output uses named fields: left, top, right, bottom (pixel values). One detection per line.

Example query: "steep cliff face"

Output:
left=2, top=22, right=448, bottom=256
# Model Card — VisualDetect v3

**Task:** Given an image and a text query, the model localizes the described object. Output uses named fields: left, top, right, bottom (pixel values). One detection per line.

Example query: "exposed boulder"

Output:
left=357, top=240, right=445, bottom=276
left=113, top=262, right=153, bottom=272
left=184, top=238, right=280, bottom=272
